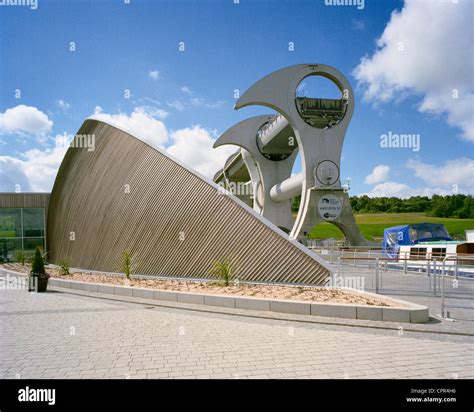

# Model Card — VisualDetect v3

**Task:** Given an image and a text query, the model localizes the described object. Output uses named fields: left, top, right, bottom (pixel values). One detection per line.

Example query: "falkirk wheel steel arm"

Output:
left=214, top=115, right=297, bottom=232
left=232, top=63, right=371, bottom=246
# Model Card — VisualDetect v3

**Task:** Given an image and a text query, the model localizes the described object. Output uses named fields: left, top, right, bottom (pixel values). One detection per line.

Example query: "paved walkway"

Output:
left=335, top=265, right=474, bottom=334
left=0, top=286, right=473, bottom=379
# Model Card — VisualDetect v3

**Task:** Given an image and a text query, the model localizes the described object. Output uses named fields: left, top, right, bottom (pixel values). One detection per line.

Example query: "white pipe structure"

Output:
left=269, top=173, right=304, bottom=202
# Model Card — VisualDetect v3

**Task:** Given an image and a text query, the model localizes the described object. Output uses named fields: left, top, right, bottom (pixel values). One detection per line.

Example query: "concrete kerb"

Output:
left=3, top=270, right=429, bottom=324
left=311, top=302, right=357, bottom=319
left=47, top=276, right=428, bottom=324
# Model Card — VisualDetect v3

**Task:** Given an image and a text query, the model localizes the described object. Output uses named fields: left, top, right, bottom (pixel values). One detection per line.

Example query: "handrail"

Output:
left=309, top=246, right=474, bottom=257
left=334, top=256, right=474, bottom=262
left=442, top=255, right=474, bottom=263
left=438, top=255, right=474, bottom=318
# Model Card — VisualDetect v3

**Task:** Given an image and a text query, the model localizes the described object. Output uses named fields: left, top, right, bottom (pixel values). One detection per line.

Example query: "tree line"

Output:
left=291, top=194, right=474, bottom=218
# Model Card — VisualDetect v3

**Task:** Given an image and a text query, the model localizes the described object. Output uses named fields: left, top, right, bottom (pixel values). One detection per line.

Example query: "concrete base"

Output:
left=299, top=189, right=375, bottom=246
left=45, top=277, right=429, bottom=324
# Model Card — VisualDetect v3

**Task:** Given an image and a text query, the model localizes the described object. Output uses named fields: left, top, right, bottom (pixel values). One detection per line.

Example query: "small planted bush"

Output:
left=121, top=251, right=133, bottom=280
left=210, top=258, right=233, bottom=287
left=58, top=260, right=70, bottom=276
left=15, top=250, right=26, bottom=266
left=29, top=247, right=49, bottom=292
left=41, top=249, right=50, bottom=265
left=31, top=247, right=46, bottom=276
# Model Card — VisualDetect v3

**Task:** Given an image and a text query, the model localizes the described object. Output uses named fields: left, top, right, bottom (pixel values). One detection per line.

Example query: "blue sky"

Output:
left=0, top=0, right=473, bottom=196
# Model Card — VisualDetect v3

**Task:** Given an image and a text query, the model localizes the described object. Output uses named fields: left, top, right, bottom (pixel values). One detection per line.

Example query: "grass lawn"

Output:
left=307, top=213, right=474, bottom=241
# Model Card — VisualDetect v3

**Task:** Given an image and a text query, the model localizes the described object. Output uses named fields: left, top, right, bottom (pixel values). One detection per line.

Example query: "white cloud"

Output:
left=362, top=157, right=474, bottom=198
left=57, top=99, right=70, bottom=111
left=204, top=100, right=225, bottom=109
left=296, top=81, right=307, bottom=97
left=0, top=134, right=69, bottom=192
left=365, top=164, right=390, bottom=184
left=189, top=97, right=225, bottom=109
left=362, top=181, right=451, bottom=199
left=167, top=100, right=186, bottom=112
left=167, top=90, right=225, bottom=112
left=91, top=108, right=232, bottom=178
left=148, top=70, right=160, bottom=80
left=406, top=158, right=474, bottom=193
left=0, top=105, right=53, bottom=136
left=138, top=105, right=168, bottom=119
left=92, top=106, right=168, bottom=148
left=0, top=157, right=31, bottom=191
left=142, top=97, right=161, bottom=106
left=354, top=0, right=474, bottom=141
left=180, top=86, right=192, bottom=94
left=190, top=97, right=205, bottom=107
left=0, top=106, right=235, bottom=192
left=167, top=125, right=235, bottom=178
left=351, top=18, right=366, bottom=32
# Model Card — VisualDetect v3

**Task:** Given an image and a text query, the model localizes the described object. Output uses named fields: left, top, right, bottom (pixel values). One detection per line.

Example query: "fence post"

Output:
left=375, top=258, right=379, bottom=293
left=427, top=259, right=431, bottom=292
left=337, top=256, right=341, bottom=277
left=441, top=261, right=446, bottom=318
left=380, top=261, right=384, bottom=288
left=433, top=258, right=437, bottom=296
left=404, top=254, right=407, bottom=274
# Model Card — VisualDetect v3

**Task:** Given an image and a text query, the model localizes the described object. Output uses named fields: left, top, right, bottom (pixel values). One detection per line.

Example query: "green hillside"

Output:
left=307, top=213, right=474, bottom=241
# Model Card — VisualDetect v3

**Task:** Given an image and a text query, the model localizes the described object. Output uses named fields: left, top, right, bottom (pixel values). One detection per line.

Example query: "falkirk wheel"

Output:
left=214, top=63, right=372, bottom=246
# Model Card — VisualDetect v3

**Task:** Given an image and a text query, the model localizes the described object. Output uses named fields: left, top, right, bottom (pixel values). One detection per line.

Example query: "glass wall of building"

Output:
left=0, top=208, right=46, bottom=262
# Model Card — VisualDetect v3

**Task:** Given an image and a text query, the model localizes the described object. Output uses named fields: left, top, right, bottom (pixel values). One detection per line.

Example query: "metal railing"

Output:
left=313, top=246, right=474, bottom=322
left=310, top=245, right=474, bottom=276
left=440, top=255, right=474, bottom=319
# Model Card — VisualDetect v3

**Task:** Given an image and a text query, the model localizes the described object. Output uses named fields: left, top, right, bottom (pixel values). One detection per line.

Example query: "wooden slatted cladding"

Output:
left=0, top=193, right=50, bottom=209
left=47, top=119, right=331, bottom=285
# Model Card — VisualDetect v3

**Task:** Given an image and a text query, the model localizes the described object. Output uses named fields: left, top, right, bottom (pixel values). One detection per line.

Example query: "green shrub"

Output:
left=15, top=250, right=26, bottom=266
left=121, top=251, right=133, bottom=280
left=41, top=249, right=50, bottom=264
left=210, top=258, right=233, bottom=286
left=58, top=260, right=70, bottom=276
left=31, top=247, right=46, bottom=277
